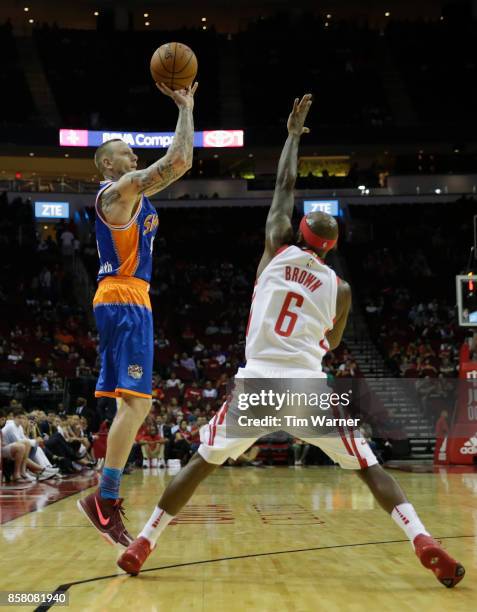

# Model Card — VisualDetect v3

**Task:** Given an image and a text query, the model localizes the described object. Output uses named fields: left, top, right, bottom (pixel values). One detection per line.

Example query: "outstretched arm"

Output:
left=256, top=94, right=312, bottom=278
left=101, top=83, right=197, bottom=224
left=140, top=82, right=196, bottom=197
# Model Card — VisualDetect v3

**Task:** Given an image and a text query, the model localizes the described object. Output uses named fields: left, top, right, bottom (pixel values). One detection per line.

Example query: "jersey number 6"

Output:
left=274, top=292, right=304, bottom=337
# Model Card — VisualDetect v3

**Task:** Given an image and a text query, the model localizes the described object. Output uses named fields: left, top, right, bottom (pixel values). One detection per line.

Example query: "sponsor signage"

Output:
left=59, top=129, right=244, bottom=149
left=303, top=200, right=340, bottom=216
left=34, top=201, right=70, bottom=219
left=446, top=363, right=477, bottom=464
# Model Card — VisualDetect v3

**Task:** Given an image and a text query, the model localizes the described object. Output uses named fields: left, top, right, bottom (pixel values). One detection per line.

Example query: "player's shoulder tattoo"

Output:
left=100, top=186, right=122, bottom=214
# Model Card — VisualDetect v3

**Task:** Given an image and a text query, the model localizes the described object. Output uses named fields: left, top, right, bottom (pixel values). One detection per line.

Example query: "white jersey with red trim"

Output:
left=245, top=245, right=338, bottom=373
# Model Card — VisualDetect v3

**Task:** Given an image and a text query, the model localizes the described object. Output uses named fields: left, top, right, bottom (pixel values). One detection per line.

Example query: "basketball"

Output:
left=150, top=42, right=198, bottom=90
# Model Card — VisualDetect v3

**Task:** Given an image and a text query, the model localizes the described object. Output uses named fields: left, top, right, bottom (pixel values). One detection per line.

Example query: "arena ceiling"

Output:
left=0, top=0, right=455, bottom=33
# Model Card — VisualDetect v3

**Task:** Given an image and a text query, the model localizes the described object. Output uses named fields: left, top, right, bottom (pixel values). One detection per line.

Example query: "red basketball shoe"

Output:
left=77, top=491, right=133, bottom=548
left=414, top=534, right=465, bottom=588
left=117, top=537, right=155, bottom=575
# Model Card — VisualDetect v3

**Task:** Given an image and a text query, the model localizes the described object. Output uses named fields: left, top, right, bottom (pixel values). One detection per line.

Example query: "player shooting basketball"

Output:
left=118, top=94, right=465, bottom=588
left=77, top=82, right=198, bottom=547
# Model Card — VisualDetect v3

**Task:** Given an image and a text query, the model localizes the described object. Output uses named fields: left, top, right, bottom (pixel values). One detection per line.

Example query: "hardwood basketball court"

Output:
left=0, top=466, right=475, bottom=611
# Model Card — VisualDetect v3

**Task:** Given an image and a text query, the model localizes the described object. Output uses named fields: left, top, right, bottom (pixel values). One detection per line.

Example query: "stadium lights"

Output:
left=144, top=13, right=149, bottom=17
left=24, top=7, right=29, bottom=12
left=202, top=25, right=207, bottom=30
left=325, top=22, right=329, bottom=27
left=145, top=22, right=150, bottom=26
left=326, top=14, right=332, bottom=19
left=29, top=152, right=35, bottom=156
left=435, top=188, right=442, bottom=194
left=385, top=11, right=391, bottom=17
left=28, top=18, right=34, bottom=23
left=201, top=17, right=207, bottom=22
left=94, top=11, right=99, bottom=17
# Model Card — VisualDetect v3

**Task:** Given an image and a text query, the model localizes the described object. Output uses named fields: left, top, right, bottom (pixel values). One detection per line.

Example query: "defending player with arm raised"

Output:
left=256, top=93, right=351, bottom=352
left=94, top=82, right=198, bottom=226
left=257, top=94, right=312, bottom=278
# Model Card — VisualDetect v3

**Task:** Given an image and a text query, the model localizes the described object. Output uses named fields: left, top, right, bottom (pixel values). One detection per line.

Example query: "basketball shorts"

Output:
left=198, top=359, right=378, bottom=470
left=93, top=277, right=153, bottom=399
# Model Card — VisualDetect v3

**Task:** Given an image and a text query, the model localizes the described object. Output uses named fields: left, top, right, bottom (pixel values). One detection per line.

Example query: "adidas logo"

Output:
left=460, top=433, right=477, bottom=454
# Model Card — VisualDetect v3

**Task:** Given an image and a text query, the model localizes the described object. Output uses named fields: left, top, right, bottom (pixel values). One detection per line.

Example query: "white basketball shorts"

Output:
left=197, top=360, right=378, bottom=470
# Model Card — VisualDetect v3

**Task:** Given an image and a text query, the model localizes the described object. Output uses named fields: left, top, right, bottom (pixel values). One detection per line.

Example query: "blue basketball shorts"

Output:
left=93, top=278, right=153, bottom=399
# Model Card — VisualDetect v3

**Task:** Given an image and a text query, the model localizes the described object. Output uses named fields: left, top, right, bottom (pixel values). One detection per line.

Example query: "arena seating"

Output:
left=344, top=198, right=475, bottom=379
left=386, top=19, right=477, bottom=125
left=0, top=22, right=35, bottom=126
left=237, top=15, right=391, bottom=131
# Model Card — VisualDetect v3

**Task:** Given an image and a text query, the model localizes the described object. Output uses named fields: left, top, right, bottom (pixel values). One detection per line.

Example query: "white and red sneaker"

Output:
left=414, top=534, right=465, bottom=588
left=117, top=536, right=155, bottom=575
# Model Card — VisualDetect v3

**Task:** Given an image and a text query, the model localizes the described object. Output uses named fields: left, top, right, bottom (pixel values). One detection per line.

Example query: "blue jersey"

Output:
left=95, top=181, right=159, bottom=283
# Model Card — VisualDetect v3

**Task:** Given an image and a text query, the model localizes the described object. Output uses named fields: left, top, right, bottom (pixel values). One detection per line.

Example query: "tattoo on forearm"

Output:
left=135, top=107, right=194, bottom=195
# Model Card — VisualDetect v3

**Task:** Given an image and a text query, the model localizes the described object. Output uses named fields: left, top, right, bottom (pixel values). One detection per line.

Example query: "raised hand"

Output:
left=156, top=82, right=199, bottom=110
left=287, top=94, right=312, bottom=136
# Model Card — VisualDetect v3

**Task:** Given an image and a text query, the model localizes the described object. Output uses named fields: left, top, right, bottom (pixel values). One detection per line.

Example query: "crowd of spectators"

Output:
left=1, top=200, right=363, bottom=480
left=3, top=191, right=474, bottom=476
left=0, top=402, right=96, bottom=483
left=347, top=198, right=475, bottom=372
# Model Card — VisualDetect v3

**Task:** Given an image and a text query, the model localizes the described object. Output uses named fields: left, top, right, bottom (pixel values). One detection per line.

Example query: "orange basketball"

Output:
left=150, top=42, right=198, bottom=90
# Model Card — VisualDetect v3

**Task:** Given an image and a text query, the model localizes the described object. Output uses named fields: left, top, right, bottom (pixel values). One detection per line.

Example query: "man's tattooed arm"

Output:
left=99, top=107, right=194, bottom=222
left=99, top=83, right=197, bottom=225
left=137, top=106, right=194, bottom=197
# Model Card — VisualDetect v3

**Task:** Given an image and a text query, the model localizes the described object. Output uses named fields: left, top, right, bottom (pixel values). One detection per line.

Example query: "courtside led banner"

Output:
left=59, top=129, right=244, bottom=148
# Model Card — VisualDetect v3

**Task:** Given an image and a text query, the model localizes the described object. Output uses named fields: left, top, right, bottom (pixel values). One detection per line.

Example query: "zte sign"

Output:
left=303, top=200, right=340, bottom=216
left=35, top=202, right=70, bottom=219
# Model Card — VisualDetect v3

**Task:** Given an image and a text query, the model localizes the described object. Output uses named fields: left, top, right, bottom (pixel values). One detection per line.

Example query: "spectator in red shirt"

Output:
left=189, top=416, right=206, bottom=453
left=184, top=381, right=202, bottom=405
left=136, top=422, right=166, bottom=468
left=152, top=376, right=165, bottom=402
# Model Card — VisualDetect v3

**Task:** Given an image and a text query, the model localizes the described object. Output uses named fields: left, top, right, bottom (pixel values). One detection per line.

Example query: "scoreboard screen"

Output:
left=457, top=275, right=477, bottom=326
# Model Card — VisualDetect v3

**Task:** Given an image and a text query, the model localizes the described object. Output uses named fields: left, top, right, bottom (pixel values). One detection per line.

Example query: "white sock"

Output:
left=139, top=506, right=174, bottom=546
left=391, top=503, right=430, bottom=547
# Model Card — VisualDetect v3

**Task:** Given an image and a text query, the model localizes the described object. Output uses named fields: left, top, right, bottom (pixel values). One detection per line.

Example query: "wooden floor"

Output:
left=1, top=466, right=476, bottom=611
